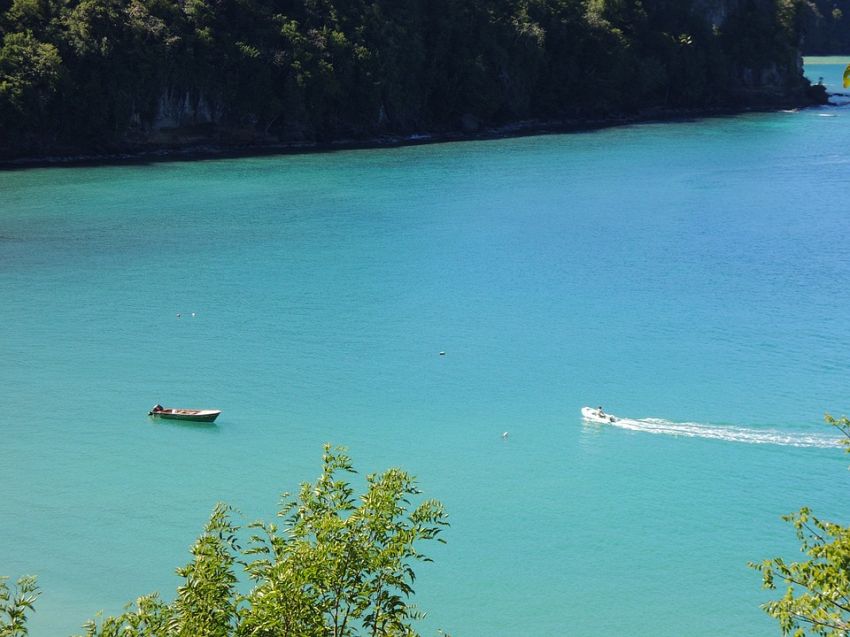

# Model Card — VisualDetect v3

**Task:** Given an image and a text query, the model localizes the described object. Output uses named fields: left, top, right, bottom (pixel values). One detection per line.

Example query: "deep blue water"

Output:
left=2, top=60, right=850, bottom=636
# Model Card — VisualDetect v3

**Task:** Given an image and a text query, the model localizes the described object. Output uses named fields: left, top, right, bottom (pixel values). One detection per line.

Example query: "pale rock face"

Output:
left=690, top=0, right=805, bottom=93
left=151, top=91, right=222, bottom=130
left=691, top=0, right=736, bottom=30
left=689, top=0, right=772, bottom=31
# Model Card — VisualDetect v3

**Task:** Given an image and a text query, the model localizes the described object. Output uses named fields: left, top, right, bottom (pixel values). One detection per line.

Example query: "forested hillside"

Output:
left=0, top=0, right=820, bottom=159
left=802, top=0, right=850, bottom=53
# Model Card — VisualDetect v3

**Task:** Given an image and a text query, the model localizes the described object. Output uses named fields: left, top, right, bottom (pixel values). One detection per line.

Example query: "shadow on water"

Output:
left=0, top=109, right=764, bottom=171
left=147, top=417, right=223, bottom=434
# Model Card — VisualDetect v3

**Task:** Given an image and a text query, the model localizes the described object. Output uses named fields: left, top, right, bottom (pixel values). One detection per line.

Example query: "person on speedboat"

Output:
left=596, top=406, right=616, bottom=422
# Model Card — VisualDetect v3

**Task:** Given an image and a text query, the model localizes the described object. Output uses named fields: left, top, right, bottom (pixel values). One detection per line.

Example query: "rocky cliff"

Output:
left=0, top=0, right=823, bottom=160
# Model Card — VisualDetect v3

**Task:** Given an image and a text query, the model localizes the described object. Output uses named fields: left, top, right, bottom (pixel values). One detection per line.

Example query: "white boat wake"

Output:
left=581, top=408, right=841, bottom=448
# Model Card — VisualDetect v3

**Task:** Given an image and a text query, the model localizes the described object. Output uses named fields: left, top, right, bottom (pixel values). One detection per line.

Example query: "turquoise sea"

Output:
left=3, top=60, right=850, bottom=636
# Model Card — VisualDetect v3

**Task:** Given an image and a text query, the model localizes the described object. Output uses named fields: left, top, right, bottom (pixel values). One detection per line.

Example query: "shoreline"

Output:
left=0, top=101, right=828, bottom=170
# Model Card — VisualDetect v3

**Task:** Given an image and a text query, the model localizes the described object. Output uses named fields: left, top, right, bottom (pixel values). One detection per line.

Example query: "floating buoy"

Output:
left=439, top=351, right=446, bottom=356
left=501, top=431, right=509, bottom=439
left=176, top=313, right=181, bottom=318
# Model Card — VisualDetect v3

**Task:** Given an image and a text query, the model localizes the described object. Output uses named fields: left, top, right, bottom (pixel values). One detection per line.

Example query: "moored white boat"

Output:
left=581, top=406, right=618, bottom=423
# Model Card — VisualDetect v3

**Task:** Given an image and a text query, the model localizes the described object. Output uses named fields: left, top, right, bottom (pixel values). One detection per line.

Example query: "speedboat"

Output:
left=581, top=406, right=618, bottom=424
left=149, top=404, right=221, bottom=422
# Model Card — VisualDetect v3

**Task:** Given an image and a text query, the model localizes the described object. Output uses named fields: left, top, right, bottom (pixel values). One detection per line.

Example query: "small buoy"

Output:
left=501, top=431, right=509, bottom=438
left=176, top=313, right=181, bottom=318
left=439, top=351, right=446, bottom=356
left=191, top=312, right=196, bottom=317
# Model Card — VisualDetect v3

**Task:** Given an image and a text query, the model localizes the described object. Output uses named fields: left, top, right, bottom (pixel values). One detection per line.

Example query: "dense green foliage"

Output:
left=754, top=415, right=850, bottom=636
left=3, top=446, right=448, bottom=637
left=0, top=0, right=815, bottom=157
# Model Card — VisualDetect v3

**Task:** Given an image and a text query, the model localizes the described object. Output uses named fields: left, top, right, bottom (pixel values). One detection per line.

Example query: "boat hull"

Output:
left=150, top=409, right=221, bottom=423
left=581, top=406, right=618, bottom=424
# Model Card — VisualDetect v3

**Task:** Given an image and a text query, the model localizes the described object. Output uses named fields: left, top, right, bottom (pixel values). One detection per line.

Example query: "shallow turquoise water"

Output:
left=3, top=64, right=850, bottom=636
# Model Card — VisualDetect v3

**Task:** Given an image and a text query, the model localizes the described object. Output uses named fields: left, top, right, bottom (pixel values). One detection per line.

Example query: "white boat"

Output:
left=581, top=406, right=618, bottom=423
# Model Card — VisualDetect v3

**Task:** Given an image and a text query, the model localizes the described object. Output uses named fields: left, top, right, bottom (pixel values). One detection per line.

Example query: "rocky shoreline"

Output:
left=0, top=94, right=830, bottom=170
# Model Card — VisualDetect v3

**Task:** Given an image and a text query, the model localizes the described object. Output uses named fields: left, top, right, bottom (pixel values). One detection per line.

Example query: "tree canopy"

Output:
left=800, top=0, right=850, bottom=54
left=3, top=445, right=448, bottom=637
left=0, top=575, right=40, bottom=637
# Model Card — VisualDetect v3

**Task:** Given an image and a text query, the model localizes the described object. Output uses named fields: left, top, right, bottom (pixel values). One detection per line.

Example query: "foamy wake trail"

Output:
left=600, top=417, right=842, bottom=448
